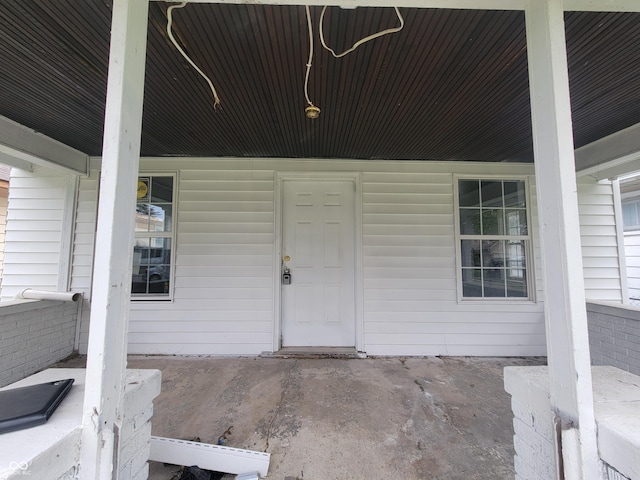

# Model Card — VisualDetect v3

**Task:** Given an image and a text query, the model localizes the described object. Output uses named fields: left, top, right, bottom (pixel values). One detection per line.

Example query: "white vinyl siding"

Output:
left=577, top=177, right=624, bottom=303
left=72, top=158, right=547, bottom=356
left=8, top=159, right=624, bottom=356
left=0, top=167, right=76, bottom=299
left=128, top=159, right=275, bottom=355
left=1, top=157, right=624, bottom=355
left=70, top=167, right=99, bottom=350
left=69, top=169, right=99, bottom=296
left=361, top=169, right=543, bottom=356
left=0, top=180, right=8, bottom=281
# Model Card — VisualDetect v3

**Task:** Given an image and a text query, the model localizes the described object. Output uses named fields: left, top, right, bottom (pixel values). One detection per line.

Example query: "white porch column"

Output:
left=80, top=0, right=149, bottom=478
left=525, top=0, right=600, bottom=479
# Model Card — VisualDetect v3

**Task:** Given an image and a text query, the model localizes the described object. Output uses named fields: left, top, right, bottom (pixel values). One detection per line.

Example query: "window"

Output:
left=622, top=198, right=640, bottom=231
left=455, top=178, right=532, bottom=300
left=131, top=175, right=175, bottom=299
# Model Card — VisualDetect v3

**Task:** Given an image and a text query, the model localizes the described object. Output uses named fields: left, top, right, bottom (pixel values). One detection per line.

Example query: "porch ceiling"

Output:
left=1, top=1, right=639, bottom=162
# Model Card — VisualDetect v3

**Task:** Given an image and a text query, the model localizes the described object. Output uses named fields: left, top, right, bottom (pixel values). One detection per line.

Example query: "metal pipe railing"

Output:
left=15, top=288, right=82, bottom=302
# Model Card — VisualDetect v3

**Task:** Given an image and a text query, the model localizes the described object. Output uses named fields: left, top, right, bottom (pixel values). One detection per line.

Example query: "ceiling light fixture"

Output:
left=302, top=5, right=404, bottom=120
left=305, top=105, right=321, bottom=119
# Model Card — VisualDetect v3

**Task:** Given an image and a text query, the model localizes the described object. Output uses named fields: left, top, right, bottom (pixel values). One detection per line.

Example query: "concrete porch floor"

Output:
left=57, top=355, right=545, bottom=479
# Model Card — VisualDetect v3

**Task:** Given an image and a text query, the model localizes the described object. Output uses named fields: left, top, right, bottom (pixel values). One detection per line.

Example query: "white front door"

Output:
left=281, top=179, right=356, bottom=347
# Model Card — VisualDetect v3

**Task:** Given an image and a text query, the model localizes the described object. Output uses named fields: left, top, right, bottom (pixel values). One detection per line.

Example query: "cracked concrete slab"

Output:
left=55, top=355, right=544, bottom=479
left=123, top=355, right=544, bottom=480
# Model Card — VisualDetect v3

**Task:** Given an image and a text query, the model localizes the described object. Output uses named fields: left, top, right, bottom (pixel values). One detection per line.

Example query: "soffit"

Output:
left=0, top=2, right=639, bottom=162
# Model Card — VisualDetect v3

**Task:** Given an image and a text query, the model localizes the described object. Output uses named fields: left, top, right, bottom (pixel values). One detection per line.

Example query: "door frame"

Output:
left=273, top=171, right=364, bottom=352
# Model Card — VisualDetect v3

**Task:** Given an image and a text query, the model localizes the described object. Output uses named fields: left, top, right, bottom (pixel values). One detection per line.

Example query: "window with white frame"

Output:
left=456, top=178, right=531, bottom=299
left=622, top=198, right=640, bottom=231
left=131, top=175, right=175, bottom=299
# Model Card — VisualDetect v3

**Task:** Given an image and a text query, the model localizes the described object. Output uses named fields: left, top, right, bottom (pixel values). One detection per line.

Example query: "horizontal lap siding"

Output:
left=128, top=160, right=274, bottom=355
left=0, top=185, right=7, bottom=280
left=74, top=159, right=546, bottom=356
left=577, top=178, right=623, bottom=302
left=361, top=169, right=545, bottom=356
left=1, top=169, right=69, bottom=299
left=71, top=170, right=99, bottom=352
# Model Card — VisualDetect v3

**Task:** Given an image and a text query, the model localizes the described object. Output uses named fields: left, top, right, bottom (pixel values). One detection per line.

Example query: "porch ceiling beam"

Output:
left=158, top=0, right=640, bottom=12
left=525, top=0, right=600, bottom=477
left=0, top=115, right=88, bottom=175
left=575, top=122, right=640, bottom=180
left=80, top=0, right=149, bottom=478
left=160, top=0, right=526, bottom=9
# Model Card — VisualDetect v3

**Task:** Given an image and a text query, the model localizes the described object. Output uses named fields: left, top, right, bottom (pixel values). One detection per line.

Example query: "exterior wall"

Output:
left=69, top=167, right=99, bottom=350
left=0, top=299, right=78, bottom=387
left=504, top=366, right=640, bottom=480
left=0, top=166, right=78, bottom=300
left=362, top=167, right=545, bottom=356
left=625, top=231, right=640, bottom=305
left=578, top=177, right=625, bottom=303
left=587, top=301, right=640, bottom=376
left=72, top=158, right=549, bottom=356
left=0, top=178, right=9, bottom=281
left=620, top=174, right=640, bottom=305
left=5, top=158, right=624, bottom=357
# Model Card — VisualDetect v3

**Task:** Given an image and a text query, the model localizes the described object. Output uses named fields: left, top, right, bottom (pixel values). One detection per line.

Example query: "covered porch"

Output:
left=1, top=0, right=640, bottom=478
left=57, top=354, right=544, bottom=480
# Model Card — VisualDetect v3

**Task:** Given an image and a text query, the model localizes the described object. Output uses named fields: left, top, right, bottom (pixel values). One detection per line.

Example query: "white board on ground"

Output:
left=149, top=436, right=270, bottom=477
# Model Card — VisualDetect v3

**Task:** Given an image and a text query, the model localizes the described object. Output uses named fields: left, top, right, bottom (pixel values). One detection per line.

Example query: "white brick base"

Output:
left=0, top=368, right=161, bottom=480
left=505, top=366, right=640, bottom=480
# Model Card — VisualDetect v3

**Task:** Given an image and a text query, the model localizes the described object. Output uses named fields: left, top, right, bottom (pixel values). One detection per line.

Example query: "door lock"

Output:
left=282, top=266, right=291, bottom=285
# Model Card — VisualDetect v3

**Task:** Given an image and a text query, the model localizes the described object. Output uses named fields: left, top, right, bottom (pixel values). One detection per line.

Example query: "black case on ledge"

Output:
left=0, top=378, right=74, bottom=434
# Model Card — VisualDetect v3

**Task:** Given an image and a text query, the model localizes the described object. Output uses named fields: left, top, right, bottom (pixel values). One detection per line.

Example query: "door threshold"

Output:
left=261, top=347, right=367, bottom=359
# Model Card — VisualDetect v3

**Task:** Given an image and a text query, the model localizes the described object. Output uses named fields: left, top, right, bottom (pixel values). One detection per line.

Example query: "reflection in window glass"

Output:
left=504, top=181, right=526, bottom=207
left=460, top=209, right=481, bottom=235
left=459, top=180, right=480, bottom=207
left=482, top=209, right=504, bottom=235
left=481, top=181, right=503, bottom=208
left=458, top=179, right=530, bottom=299
left=132, top=238, right=171, bottom=295
left=622, top=199, right=640, bottom=231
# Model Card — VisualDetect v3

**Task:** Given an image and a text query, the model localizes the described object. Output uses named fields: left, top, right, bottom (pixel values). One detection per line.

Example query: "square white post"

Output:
left=80, top=0, right=149, bottom=478
left=525, top=0, right=600, bottom=478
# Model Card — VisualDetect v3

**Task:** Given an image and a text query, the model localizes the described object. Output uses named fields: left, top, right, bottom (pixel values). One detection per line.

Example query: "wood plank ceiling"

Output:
left=1, top=1, right=639, bottom=163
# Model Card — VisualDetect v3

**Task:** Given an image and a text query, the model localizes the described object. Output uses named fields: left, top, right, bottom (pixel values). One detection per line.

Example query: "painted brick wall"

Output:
left=0, top=299, right=78, bottom=387
left=505, top=366, right=639, bottom=480
left=587, top=301, right=640, bottom=376
left=0, top=368, right=161, bottom=480
left=504, top=371, right=557, bottom=480
left=118, top=370, right=162, bottom=480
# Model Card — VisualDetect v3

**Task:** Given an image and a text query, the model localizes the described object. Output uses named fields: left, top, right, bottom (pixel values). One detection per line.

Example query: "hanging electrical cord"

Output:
left=167, top=2, right=221, bottom=109
left=319, top=6, right=404, bottom=58
left=304, top=5, right=320, bottom=119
